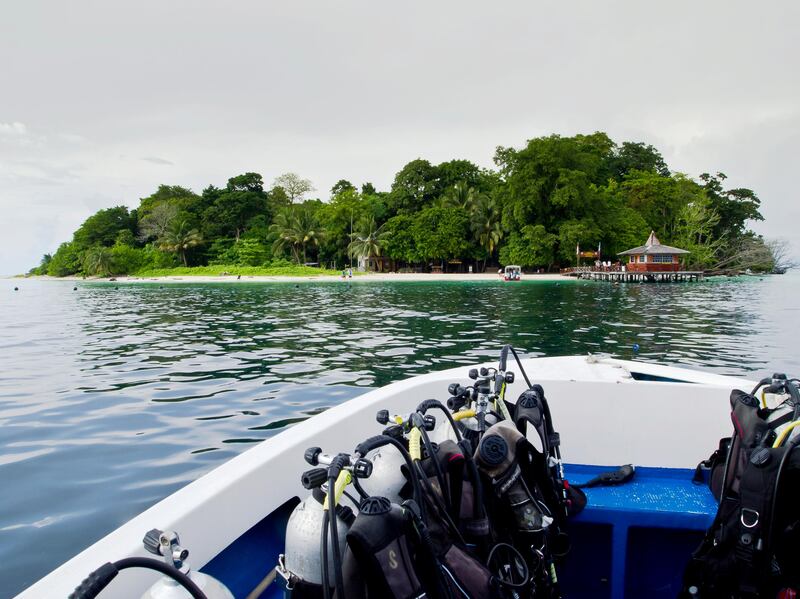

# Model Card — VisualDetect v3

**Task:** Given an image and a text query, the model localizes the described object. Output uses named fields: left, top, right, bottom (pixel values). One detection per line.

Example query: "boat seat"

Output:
left=560, top=464, right=718, bottom=599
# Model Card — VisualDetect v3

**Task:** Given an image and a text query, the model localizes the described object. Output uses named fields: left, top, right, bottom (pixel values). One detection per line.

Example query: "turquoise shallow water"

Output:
left=1, top=274, right=799, bottom=597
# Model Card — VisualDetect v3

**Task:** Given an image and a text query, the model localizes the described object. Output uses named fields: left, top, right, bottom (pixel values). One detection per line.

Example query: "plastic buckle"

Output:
left=741, top=508, right=760, bottom=529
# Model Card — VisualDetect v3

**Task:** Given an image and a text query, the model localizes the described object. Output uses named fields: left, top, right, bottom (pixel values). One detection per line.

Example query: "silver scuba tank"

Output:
left=140, top=529, right=233, bottom=599
left=282, top=489, right=354, bottom=586
left=429, top=410, right=500, bottom=445
left=766, top=400, right=800, bottom=444
left=357, top=446, right=407, bottom=504
left=141, top=572, right=233, bottom=599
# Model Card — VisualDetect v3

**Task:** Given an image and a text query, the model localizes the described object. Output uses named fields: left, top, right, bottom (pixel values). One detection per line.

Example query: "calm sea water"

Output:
left=1, top=275, right=799, bottom=597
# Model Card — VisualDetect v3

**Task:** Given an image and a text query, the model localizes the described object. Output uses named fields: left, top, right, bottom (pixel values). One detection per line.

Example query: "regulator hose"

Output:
left=768, top=435, right=800, bottom=555
left=509, top=345, right=533, bottom=390
left=416, top=399, right=485, bottom=522
left=416, top=399, right=465, bottom=443
left=498, top=344, right=510, bottom=374
left=355, top=434, right=425, bottom=520
left=320, top=510, right=331, bottom=599
left=416, top=417, right=451, bottom=507
left=326, top=460, right=348, bottom=599
left=69, top=557, right=208, bottom=599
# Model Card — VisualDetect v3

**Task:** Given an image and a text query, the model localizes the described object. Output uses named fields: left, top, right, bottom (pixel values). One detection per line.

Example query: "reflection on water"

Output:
left=1, top=275, right=799, bottom=596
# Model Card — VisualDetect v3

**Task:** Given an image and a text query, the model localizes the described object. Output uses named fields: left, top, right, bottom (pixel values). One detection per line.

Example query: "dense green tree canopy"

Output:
left=32, top=132, right=775, bottom=276
left=73, top=206, right=137, bottom=250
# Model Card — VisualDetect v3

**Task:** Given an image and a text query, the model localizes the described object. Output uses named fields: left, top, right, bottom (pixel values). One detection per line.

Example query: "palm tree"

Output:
left=270, top=207, right=324, bottom=264
left=158, top=220, right=203, bottom=266
left=82, top=247, right=113, bottom=276
left=438, top=182, right=483, bottom=211
left=294, top=206, right=324, bottom=263
left=470, top=195, right=503, bottom=272
left=348, top=218, right=390, bottom=271
left=270, top=209, right=301, bottom=262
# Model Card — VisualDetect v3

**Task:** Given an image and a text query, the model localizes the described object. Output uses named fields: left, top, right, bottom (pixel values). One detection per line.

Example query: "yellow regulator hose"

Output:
left=324, top=469, right=352, bottom=510
left=773, top=420, right=800, bottom=448
left=453, top=409, right=477, bottom=422
left=409, top=427, right=423, bottom=461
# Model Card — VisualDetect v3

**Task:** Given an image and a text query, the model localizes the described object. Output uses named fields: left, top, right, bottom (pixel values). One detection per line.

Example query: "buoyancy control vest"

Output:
left=412, top=438, right=491, bottom=548
left=342, top=484, right=498, bottom=598
left=341, top=496, right=430, bottom=599
left=340, top=433, right=499, bottom=599
left=681, top=388, right=800, bottom=598
left=475, top=421, right=565, bottom=598
left=513, top=385, right=586, bottom=524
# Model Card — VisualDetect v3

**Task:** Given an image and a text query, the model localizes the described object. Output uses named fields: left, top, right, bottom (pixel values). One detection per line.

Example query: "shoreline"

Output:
left=19, top=272, right=572, bottom=284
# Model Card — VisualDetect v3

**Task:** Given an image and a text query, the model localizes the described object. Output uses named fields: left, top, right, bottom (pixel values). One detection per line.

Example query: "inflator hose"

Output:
left=69, top=557, right=208, bottom=599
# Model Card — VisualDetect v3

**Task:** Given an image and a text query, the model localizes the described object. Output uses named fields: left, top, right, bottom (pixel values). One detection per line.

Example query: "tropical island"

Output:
left=29, top=132, right=786, bottom=280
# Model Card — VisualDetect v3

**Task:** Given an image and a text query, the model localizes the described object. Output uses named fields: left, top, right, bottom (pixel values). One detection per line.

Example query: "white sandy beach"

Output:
left=23, top=272, right=572, bottom=284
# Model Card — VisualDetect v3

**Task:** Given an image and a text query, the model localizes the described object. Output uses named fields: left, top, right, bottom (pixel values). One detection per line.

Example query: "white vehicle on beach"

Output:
left=502, top=265, right=522, bottom=281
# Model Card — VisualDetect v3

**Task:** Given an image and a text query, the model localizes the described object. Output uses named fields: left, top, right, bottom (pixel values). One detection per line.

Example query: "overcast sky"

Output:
left=1, top=0, right=798, bottom=275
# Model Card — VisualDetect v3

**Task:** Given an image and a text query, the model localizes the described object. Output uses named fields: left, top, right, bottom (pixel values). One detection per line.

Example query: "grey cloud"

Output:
left=0, top=122, right=27, bottom=136
left=141, top=156, right=174, bottom=166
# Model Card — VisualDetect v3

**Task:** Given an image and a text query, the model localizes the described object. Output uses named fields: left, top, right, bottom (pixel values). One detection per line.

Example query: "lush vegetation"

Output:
left=31, top=132, right=775, bottom=277
left=134, top=264, right=342, bottom=278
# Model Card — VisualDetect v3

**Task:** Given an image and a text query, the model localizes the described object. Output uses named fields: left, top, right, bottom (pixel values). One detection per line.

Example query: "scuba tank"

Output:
left=140, top=529, right=233, bottom=599
left=402, top=399, right=492, bottom=548
left=69, top=528, right=233, bottom=599
left=280, top=453, right=362, bottom=596
left=141, top=574, right=232, bottom=599
left=282, top=488, right=356, bottom=592
left=357, top=445, right=408, bottom=505
left=762, top=375, right=800, bottom=446
left=432, top=410, right=501, bottom=446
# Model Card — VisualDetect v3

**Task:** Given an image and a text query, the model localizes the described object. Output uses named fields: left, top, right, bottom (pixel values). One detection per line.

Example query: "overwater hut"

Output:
left=618, top=231, right=689, bottom=272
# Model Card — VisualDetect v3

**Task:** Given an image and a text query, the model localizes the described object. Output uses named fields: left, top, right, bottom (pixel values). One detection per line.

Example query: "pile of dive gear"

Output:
left=682, top=373, right=800, bottom=599
left=277, top=344, right=587, bottom=599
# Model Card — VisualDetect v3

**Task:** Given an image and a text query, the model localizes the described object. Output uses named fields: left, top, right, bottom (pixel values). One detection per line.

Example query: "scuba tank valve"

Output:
left=140, top=529, right=233, bottom=599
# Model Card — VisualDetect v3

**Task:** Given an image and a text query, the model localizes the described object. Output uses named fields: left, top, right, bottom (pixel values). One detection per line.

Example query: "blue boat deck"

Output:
left=561, top=464, right=717, bottom=599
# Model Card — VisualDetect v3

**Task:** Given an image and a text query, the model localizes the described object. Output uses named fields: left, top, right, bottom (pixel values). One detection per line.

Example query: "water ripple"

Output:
left=1, top=275, right=799, bottom=596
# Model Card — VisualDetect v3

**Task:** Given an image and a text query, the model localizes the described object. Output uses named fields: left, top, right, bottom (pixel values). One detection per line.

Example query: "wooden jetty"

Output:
left=562, top=232, right=704, bottom=283
left=577, top=270, right=703, bottom=282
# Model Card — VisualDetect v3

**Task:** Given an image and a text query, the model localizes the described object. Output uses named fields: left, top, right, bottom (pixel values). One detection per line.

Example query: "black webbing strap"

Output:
left=735, top=448, right=783, bottom=596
